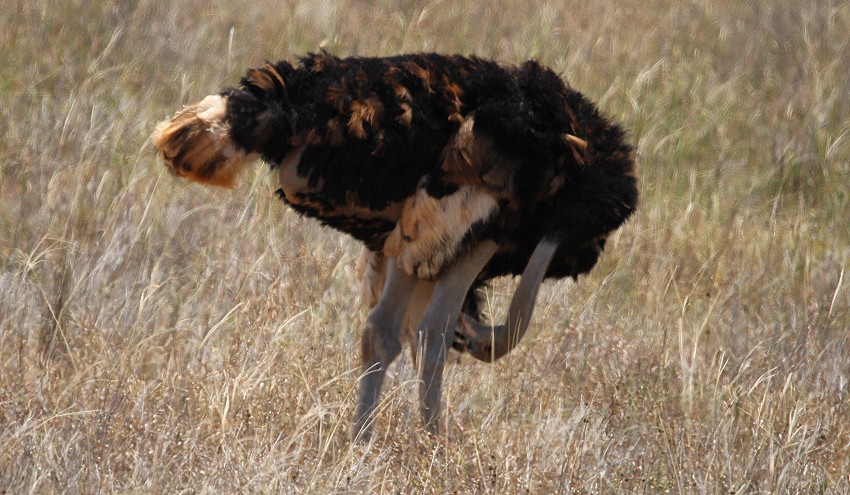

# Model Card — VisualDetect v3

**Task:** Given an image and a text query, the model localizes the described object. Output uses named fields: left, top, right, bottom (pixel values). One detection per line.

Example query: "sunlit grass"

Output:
left=1, top=0, right=848, bottom=492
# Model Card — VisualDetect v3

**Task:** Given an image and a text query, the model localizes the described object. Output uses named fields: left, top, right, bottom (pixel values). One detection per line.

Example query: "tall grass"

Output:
left=1, top=0, right=848, bottom=492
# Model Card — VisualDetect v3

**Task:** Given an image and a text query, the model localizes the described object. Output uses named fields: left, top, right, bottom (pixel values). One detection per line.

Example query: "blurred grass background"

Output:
left=1, top=0, right=848, bottom=492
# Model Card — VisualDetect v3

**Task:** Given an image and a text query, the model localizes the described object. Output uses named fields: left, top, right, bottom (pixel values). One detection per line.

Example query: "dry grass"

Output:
left=2, top=0, right=849, bottom=493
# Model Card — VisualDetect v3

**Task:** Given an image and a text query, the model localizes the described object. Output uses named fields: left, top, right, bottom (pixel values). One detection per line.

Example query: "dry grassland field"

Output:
left=2, top=0, right=849, bottom=493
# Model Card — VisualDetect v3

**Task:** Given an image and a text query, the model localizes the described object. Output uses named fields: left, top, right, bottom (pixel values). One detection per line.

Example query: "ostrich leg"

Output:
left=353, top=259, right=418, bottom=442
left=403, top=280, right=436, bottom=366
left=416, top=240, right=498, bottom=434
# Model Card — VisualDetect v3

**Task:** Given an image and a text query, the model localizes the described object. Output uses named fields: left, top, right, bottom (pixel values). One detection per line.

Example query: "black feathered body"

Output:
left=151, top=53, right=638, bottom=436
left=220, top=52, right=637, bottom=288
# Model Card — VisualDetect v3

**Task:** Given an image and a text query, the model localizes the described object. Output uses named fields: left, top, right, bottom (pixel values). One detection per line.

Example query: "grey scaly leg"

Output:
left=352, top=259, right=418, bottom=442
left=416, top=240, right=498, bottom=434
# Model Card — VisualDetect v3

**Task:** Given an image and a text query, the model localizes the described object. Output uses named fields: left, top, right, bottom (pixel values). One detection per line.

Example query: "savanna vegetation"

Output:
left=1, top=0, right=848, bottom=492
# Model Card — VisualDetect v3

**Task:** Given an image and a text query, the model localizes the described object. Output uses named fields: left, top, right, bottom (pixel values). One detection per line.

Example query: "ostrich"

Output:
left=153, top=52, right=638, bottom=440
